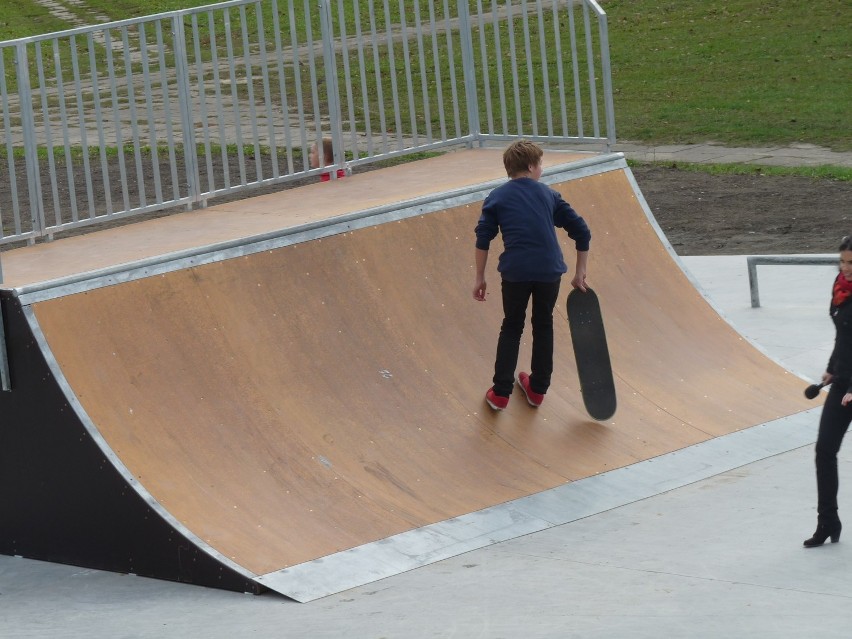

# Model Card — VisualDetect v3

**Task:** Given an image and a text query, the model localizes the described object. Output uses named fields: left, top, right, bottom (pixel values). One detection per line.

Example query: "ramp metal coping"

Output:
left=619, top=171, right=813, bottom=389
left=9, top=153, right=627, bottom=306
left=260, top=408, right=819, bottom=602
left=748, top=255, right=837, bottom=308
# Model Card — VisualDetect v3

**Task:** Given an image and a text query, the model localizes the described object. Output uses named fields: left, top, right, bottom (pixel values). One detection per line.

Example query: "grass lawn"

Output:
left=1, top=0, right=849, bottom=150
left=0, top=0, right=69, bottom=38
left=606, top=0, right=851, bottom=150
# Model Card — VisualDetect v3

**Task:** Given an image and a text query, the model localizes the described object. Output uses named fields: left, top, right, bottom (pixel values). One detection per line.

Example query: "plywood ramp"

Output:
left=6, top=151, right=813, bottom=600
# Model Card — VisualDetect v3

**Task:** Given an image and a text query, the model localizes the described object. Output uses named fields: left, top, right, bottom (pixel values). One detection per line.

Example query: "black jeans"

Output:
left=816, top=380, right=852, bottom=523
left=492, top=279, right=561, bottom=397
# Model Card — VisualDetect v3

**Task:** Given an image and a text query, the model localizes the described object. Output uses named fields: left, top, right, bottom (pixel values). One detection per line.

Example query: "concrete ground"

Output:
left=0, top=253, right=846, bottom=639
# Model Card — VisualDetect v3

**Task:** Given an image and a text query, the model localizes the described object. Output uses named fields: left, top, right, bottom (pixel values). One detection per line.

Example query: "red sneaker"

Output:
left=517, top=372, right=544, bottom=407
left=485, top=388, right=509, bottom=411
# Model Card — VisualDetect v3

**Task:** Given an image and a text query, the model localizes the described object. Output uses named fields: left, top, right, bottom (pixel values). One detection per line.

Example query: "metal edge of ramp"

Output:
left=0, top=301, right=10, bottom=391
left=10, top=153, right=628, bottom=306
left=619, top=168, right=813, bottom=386
left=22, top=304, right=261, bottom=584
left=259, top=409, right=818, bottom=602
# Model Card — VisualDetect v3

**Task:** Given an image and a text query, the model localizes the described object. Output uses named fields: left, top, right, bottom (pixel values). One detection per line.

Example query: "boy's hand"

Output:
left=473, top=248, right=489, bottom=301
left=572, top=251, right=589, bottom=292
left=473, top=278, right=487, bottom=301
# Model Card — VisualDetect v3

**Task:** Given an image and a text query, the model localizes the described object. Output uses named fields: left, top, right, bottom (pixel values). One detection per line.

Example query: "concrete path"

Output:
left=615, top=140, right=852, bottom=169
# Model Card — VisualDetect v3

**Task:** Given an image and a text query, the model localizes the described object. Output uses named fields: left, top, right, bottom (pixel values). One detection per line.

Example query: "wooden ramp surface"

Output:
left=5, top=150, right=813, bottom=599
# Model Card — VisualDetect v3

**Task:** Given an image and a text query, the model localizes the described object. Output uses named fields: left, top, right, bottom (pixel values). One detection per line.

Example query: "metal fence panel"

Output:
left=466, top=0, right=615, bottom=146
left=0, top=0, right=614, bottom=251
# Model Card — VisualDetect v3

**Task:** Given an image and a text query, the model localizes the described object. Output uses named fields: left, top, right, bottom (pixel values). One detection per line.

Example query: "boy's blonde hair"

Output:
left=503, top=140, right=543, bottom=177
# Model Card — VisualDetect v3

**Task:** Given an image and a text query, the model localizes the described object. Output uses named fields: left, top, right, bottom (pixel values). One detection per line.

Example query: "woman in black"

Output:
left=806, top=236, right=852, bottom=547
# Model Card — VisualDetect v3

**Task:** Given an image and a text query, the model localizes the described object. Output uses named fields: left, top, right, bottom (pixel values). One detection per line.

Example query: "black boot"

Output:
left=803, top=520, right=842, bottom=547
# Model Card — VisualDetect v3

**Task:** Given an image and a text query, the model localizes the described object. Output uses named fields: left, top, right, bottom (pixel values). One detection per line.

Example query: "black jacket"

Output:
left=828, top=295, right=852, bottom=392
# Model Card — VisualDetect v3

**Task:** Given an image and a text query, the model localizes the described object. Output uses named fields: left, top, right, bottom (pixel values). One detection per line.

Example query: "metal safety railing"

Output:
left=0, top=0, right=615, bottom=254
left=747, top=255, right=837, bottom=308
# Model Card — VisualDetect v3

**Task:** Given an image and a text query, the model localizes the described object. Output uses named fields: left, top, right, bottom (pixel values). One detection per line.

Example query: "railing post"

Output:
left=16, top=42, right=45, bottom=241
left=592, top=3, right=617, bottom=151
left=747, top=257, right=761, bottom=308
left=456, top=0, right=481, bottom=146
left=172, top=12, right=201, bottom=208
left=746, top=255, right=837, bottom=308
left=318, top=0, right=345, bottom=171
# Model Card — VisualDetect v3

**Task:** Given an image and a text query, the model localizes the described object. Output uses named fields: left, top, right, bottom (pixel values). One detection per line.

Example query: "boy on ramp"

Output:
left=472, top=140, right=591, bottom=410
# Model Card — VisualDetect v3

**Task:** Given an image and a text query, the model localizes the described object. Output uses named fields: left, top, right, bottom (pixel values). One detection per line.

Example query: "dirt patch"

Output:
left=631, top=165, right=852, bottom=256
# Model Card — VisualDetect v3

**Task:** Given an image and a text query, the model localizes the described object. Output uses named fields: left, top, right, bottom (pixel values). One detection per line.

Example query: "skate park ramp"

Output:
left=0, top=149, right=815, bottom=602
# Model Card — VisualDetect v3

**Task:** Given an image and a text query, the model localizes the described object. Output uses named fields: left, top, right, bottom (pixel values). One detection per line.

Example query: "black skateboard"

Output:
left=566, top=287, right=616, bottom=420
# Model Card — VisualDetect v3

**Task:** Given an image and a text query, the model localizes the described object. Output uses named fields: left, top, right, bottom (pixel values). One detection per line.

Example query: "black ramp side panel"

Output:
left=0, top=294, right=262, bottom=594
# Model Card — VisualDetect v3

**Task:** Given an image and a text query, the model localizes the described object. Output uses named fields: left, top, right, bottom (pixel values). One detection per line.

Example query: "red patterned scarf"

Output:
left=833, top=273, right=852, bottom=308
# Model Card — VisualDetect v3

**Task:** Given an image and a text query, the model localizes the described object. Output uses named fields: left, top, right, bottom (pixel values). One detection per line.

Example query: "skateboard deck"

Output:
left=566, top=287, right=616, bottom=420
